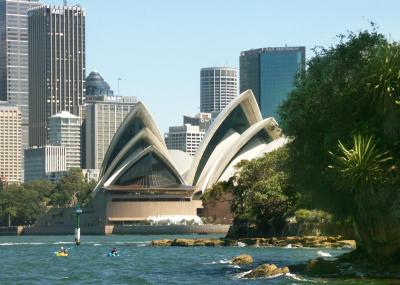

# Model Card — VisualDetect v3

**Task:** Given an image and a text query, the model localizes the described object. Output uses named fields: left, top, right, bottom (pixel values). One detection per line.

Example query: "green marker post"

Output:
left=75, top=206, right=83, bottom=245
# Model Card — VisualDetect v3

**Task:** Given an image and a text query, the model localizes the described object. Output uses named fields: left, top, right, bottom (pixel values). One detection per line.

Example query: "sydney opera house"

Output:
left=91, top=90, right=288, bottom=224
left=32, top=90, right=288, bottom=233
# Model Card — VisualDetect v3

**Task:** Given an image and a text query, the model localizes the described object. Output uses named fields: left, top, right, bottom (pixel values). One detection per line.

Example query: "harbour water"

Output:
left=0, top=235, right=394, bottom=284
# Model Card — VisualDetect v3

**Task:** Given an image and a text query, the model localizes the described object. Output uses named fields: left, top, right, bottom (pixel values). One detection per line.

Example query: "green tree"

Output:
left=4, top=206, right=16, bottom=227
left=219, top=147, right=297, bottom=234
left=51, top=168, right=87, bottom=207
left=24, top=180, right=55, bottom=207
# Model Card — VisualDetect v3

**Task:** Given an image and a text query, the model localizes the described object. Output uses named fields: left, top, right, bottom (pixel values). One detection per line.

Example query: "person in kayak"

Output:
left=60, top=246, right=68, bottom=254
left=110, top=247, right=118, bottom=255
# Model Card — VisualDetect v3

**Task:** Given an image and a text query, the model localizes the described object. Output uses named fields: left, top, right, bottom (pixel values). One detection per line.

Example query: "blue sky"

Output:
left=46, top=0, right=400, bottom=132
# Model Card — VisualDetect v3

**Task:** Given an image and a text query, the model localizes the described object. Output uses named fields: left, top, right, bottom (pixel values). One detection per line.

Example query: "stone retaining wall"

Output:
left=112, top=224, right=230, bottom=235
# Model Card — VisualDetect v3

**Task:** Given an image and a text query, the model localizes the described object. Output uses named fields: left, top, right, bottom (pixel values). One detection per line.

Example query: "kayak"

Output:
left=107, top=252, right=118, bottom=257
left=55, top=252, right=68, bottom=257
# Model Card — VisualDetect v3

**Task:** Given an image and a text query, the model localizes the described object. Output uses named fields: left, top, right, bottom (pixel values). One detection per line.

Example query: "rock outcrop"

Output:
left=243, top=264, right=289, bottom=279
left=150, top=236, right=356, bottom=248
left=230, top=254, right=253, bottom=265
left=171, top=238, right=223, bottom=247
left=304, top=258, right=340, bottom=275
left=151, top=239, right=172, bottom=246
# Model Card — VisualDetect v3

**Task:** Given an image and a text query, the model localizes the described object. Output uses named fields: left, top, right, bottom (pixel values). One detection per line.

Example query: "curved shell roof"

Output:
left=97, top=102, right=187, bottom=193
left=196, top=118, right=282, bottom=192
left=104, top=145, right=185, bottom=188
left=185, top=89, right=263, bottom=186
left=100, top=101, right=165, bottom=177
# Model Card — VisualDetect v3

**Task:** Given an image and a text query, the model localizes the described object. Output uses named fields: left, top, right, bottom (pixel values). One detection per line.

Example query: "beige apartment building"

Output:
left=0, top=103, right=22, bottom=184
left=85, top=96, right=137, bottom=170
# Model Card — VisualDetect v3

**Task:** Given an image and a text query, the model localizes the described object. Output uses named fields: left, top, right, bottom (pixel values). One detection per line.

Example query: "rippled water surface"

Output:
left=0, top=235, right=395, bottom=284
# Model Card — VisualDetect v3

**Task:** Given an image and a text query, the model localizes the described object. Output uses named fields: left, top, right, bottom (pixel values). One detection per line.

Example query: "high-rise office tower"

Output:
left=200, top=67, right=237, bottom=113
left=0, top=0, right=41, bottom=148
left=48, top=111, right=81, bottom=170
left=85, top=96, right=137, bottom=170
left=28, top=5, right=85, bottom=147
left=240, top=46, right=305, bottom=118
left=0, top=102, right=22, bottom=184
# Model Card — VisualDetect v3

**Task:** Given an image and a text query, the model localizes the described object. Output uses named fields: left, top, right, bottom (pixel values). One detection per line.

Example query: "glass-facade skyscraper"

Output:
left=0, top=0, right=41, bottom=149
left=240, top=47, right=305, bottom=119
left=28, top=5, right=86, bottom=147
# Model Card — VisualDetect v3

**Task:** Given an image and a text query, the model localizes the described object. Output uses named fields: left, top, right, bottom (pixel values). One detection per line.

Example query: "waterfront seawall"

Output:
left=0, top=224, right=230, bottom=236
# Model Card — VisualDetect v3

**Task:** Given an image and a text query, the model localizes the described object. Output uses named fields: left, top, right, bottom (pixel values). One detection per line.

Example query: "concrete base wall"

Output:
left=107, top=200, right=201, bottom=222
left=24, top=225, right=106, bottom=235
left=1, top=224, right=229, bottom=236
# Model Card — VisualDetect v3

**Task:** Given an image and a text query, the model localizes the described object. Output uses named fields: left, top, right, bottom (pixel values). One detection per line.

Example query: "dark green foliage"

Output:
left=278, top=29, right=400, bottom=214
left=201, top=181, right=232, bottom=203
left=207, top=147, right=297, bottom=233
left=329, top=134, right=392, bottom=191
left=0, top=168, right=96, bottom=226
left=294, top=209, right=333, bottom=224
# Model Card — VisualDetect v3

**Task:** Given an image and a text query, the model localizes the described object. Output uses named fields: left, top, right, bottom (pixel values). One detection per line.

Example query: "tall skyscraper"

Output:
left=85, top=96, right=137, bottom=170
left=0, top=0, right=41, bottom=148
left=200, top=67, right=237, bottom=113
left=0, top=102, right=22, bottom=184
left=28, top=5, right=85, bottom=147
left=240, top=46, right=305, bottom=118
left=48, top=111, right=81, bottom=170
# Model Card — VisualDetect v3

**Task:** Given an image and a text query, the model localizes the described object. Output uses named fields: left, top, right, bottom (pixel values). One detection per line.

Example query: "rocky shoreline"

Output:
left=151, top=235, right=356, bottom=249
left=152, top=237, right=400, bottom=279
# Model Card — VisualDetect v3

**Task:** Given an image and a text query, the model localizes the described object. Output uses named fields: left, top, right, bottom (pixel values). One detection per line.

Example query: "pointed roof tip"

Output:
left=100, top=100, right=165, bottom=176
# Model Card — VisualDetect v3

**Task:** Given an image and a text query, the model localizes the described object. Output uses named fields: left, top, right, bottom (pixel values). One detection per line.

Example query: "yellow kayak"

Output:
left=55, top=252, right=68, bottom=257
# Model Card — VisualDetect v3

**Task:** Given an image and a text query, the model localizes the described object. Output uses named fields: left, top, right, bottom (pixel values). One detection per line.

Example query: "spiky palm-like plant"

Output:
left=329, top=134, right=392, bottom=191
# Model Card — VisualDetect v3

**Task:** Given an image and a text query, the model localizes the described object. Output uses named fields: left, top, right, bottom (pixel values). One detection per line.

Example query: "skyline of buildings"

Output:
left=28, top=4, right=86, bottom=147
left=240, top=46, right=306, bottom=118
left=0, top=1, right=308, bottom=184
left=0, top=0, right=41, bottom=149
left=200, top=67, right=237, bottom=113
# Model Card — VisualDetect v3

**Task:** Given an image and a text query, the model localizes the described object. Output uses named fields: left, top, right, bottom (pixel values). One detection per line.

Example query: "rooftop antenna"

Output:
left=117, top=78, right=122, bottom=95
left=63, top=0, right=67, bottom=6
